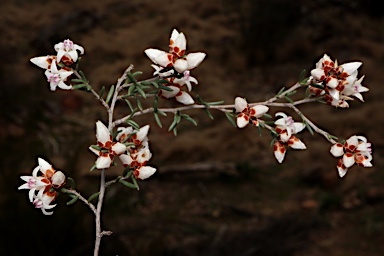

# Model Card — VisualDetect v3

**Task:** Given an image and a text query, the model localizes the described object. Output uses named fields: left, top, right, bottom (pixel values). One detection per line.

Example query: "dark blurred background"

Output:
left=2, top=0, right=384, bottom=255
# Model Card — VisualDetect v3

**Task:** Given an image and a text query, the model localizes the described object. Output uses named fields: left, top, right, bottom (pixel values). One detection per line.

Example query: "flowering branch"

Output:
left=20, top=29, right=373, bottom=256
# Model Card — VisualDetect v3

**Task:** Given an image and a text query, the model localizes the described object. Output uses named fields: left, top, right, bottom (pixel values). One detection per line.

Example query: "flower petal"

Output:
left=145, top=49, right=172, bottom=67
left=96, top=155, right=112, bottom=169
left=176, top=91, right=194, bottom=105
left=251, top=105, right=269, bottom=117
left=236, top=113, right=249, bottom=128
left=235, top=97, right=247, bottom=113
left=343, top=152, right=355, bottom=168
left=174, top=59, right=188, bottom=73
left=111, top=142, right=126, bottom=155
left=330, top=143, right=344, bottom=157
left=273, top=140, right=286, bottom=163
left=136, top=166, right=156, bottom=180
left=186, top=52, right=206, bottom=70
left=96, top=121, right=111, bottom=145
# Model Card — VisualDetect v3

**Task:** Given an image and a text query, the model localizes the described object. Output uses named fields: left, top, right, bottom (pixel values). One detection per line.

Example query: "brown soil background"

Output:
left=2, top=0, right=384, bottom=255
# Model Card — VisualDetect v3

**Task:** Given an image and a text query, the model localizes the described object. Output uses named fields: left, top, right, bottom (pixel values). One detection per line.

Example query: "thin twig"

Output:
left=65, top=189, right=97, bottom=215
left=289, top=104, right=337, bottom=144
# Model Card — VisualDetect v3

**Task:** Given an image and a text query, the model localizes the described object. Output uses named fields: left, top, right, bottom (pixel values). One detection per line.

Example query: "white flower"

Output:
left=54, top=39, right=84, bottom=64
left=273, top=113, right=306, bottom=163
left=44, top=61, right=73, bottom=91
left=145, top=29, right=206, bottom=74
left=89, top=121, right=126, bottom=169
left=274, top=112, right=305, bottom=141
left=330, top=135, right=373, bottom=178
left=234, top=97, right=269, bottom=128
left=310, top=54, right=367, bottom=105
left=173, top=71, right=198, bottom=91
left=18, top=158, right=66, bottom=215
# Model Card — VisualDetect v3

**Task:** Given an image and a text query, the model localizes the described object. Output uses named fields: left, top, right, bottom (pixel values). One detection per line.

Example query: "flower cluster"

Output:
left=273, top=112, right=306, bottom=163
left=30, top=39, right=84, bottom=91
left=309, top=54, right=368, bottom=108
left=145, top=29, right=206, bottom=105
left=117, top=125, right=156, bottom=180
left=89, top=122, right=156, bottom=180
left=330, top=135, right=373, bottom=177
left=18, top=158, right=66, bottom=215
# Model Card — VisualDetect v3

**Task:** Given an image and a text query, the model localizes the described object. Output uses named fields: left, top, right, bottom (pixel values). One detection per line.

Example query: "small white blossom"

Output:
left=54, top=39, right=84, bottom=64
left=44, top=61, right=73, bottom=91
left=273, top=113, right=306, bottom=163
left=234, top=97, right=269, bottom=128
left=89, top=121, right=126, bottom=169
left=330, top=135, right=373, bottom=178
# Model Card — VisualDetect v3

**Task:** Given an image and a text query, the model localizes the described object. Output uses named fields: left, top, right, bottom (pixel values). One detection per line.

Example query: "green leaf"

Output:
left=136, top=86, right=147, bottom=99
left=257, top=124, right=262, bottom=137
left=276, top=87, right=285, bottom=96
left=119, top=179, right=137, bottom=189
left=99, top=86, right=106, bottom=98
left=123, top=168, right=132, bottom=178
left=125, top=99, right=134, bottom=112
left=204, top=108, right=214, bottom=120
left=72, top=84, right=87, bottom=90
left=127, top=83, right=136, bottom=96
left=90, top=164, right=97, bottom=172
left=126, top=119, right=140, bottom=130
left=67, top=177, right=76, bottom=189
left=168, top=112, right=181, bottom=131
left=159, top=85, right=173, bottom=91
left=71, top=78, right=85, bottom=83
left=136, top=97, right=143, bottom=111
left=90, top=145, right=101, bottom=151
left=304, top=121, right=314, bottom=135
left=106, top=85, right=115, bottom=104
left=131, top=176, right=140, bottom=191
left=154, top=112, right=163, bottom=128
left=88, top=192, right=100, bottom=202
left=263, top=113, right=272, bottom=119
left=286, top=90, right=297, bottom=96
left=131, top=71, right=143, bottom=77
left=78, top=70, right=87, bottom=81
left=225, top=112, right=237, bottom=127
left=151, top=81, right=159, bottom=88
left=66, top=195, right=79, bottom=205
left=298, top=69, right=306, bottom=83
left=316, top=98, right=326, bottom=104
left=284, top=95, right=294, bottom=104
left=157, top=109, right=167, bottom=116
left=270, top=137, right=277, bottom=147
left=206, top=100, right=224, bottom=106
left=181, top=114, right=197, bottom=126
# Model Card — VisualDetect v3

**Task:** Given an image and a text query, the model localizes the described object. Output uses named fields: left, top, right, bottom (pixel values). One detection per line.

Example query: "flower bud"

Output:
left=51, top=171, right=66, bottom=188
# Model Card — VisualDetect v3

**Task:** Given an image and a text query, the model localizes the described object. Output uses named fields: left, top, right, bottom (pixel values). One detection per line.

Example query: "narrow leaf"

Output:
left=284, top=95, right=294, bottom=104
left=154, top=112, right=163, bottom=128
left=66, top=195, right=79, bottom=205
left=131, top=176, right=140, bottom=191
left=126, top=119, right=140, bottom=130
left=225, top=112, right=237, bottom=127
left=125, top=99, right=134, bottom=112
left=67, top=177, right=76, bottom=189
left=106, top=85, right=115, bottom=104
left=136, top=98, right=143, bottom=111
left=119, top=179, right=137, bottom=189
left=99, top=86, right=106, bottom=98
left=87, top=192, right=100, bottom=202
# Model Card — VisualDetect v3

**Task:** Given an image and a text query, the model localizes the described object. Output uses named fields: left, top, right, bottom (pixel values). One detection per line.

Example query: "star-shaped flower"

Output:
left=234, top=97, right=269, bottom=128
left=54, top=39, right=84, bottom=65
left=330, top=135, right=373, bottom=178
left=273, top=112, right=306, bottom=163
left=89, top=121, right=126, bottom=169
left=44, top=61, right=73, bottom=91
left=18, top=158, right=66, bottom=215
left=145, top=29, right=206, bottom=74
